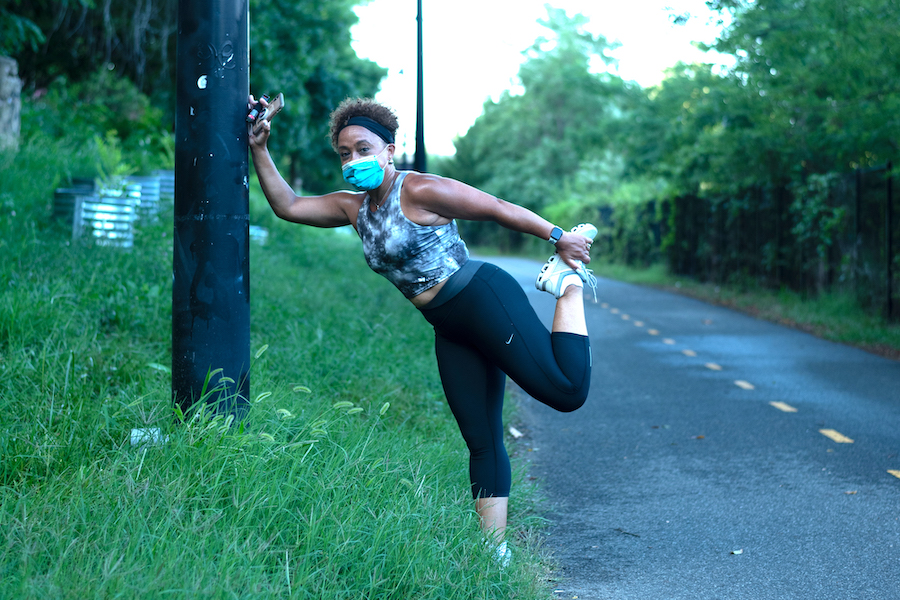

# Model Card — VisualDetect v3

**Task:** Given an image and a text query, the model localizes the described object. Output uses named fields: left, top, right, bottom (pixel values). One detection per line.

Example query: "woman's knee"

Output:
left=556, top=389, right=588, bottom=413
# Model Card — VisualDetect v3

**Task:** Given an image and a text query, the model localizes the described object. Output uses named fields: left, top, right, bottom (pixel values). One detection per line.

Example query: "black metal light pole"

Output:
left=172, top=0, right=251, bottom=421
left=413, top=0, right=426, bottom=172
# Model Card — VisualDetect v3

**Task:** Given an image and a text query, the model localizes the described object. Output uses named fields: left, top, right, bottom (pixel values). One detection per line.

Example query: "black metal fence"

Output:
left=601, top=165, right=898, bottom=320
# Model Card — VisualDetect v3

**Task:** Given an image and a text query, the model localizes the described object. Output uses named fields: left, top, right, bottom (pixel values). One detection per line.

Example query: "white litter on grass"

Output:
left=249, top=225, right=269, bottom=245
left=130, top=428, right=169, bottom=447
left=508, top=426, right=524, bottom=439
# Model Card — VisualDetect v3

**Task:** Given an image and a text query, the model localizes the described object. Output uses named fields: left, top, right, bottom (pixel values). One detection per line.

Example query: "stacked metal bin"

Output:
left=52, top=170, right=174, bottom=248
left=154, top=169, right=175, bottom=200
left=51, top=178, right=95, bottom=241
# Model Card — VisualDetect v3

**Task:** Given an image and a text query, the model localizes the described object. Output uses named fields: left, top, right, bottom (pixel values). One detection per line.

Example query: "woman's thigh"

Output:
left=437, top=264, right=584, bottom=401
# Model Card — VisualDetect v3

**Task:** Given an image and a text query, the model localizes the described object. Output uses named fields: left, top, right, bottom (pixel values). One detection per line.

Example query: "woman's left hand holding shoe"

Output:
left=555, top=231, right=593, bottom=270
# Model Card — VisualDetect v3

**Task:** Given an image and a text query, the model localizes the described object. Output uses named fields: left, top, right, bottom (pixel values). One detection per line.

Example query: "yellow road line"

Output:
left=610, top=308, right=620, bottom=314
left=648, top=329, right=660, bottom=335
left=601, top=303, right=609, bottom=308
left=663, top=338, right=676, bottom=345
left=889, top=470, right=900, bottom=480
left=769, top=401, right=798, bottom=413
left=682, top=349, right=697, bottom=357
left=634, top=321, right=645, bottom=327
left=734, top=380, right=755, bottom=390
left=705, top=363, right=722, bottom=371
left=621, top=314, right=630, bottom=320
left=820, top=429, right=854, bottom=443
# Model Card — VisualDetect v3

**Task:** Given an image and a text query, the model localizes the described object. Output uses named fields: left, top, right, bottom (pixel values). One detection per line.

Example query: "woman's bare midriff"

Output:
left=409, top=278, right=448, bottom=309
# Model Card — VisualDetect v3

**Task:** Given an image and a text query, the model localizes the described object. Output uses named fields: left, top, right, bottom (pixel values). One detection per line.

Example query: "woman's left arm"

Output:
left=404, top=173, right=592, bottom=268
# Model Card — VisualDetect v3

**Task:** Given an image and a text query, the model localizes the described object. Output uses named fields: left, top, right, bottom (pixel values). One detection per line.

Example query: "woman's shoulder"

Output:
left=400, top=171, right=453, bottom=198
left=320, top=189, right=367, bottom=224
left=397, top=172, right=464, bottom=226
left=323, top=189, right=367, bottom=205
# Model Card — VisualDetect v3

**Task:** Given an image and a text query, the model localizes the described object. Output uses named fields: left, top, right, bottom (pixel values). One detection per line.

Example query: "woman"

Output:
left=249, top=96, right=595, bottom=564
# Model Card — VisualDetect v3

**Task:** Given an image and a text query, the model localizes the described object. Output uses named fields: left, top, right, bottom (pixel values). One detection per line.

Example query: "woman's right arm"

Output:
left=249, top=106, right=358, bottom=227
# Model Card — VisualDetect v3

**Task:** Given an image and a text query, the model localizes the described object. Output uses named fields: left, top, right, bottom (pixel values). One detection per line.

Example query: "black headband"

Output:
left=342, top=116, right=395, bottom=145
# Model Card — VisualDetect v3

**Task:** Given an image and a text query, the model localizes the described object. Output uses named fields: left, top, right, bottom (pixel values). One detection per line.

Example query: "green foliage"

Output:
left=709, top=0, right=900, bottom=174
left=591, top=176, right=668, bottom=267
left=21, top=67, right=174, bottom=178
left=0, top=121, right=104, bottom=226
left=451, top=0, right=899, bottom=309
left=628, top=63, right=761, bottom=193
left=4, top=0, right=386, bottom=193
left=0, top=6, right=45, bottom=55
left=628, top=0, right=899, bottom=305
left=640, top=0, right=900, bottom=201
left=249, top=0, right=386, bottom=195
left=5, top=0, right=176, bottom=99
left=448, top=7, right=633, bottom=248
left=787, top=172, right=848, bottom=262
left=93, top=131, right=136, bottom=186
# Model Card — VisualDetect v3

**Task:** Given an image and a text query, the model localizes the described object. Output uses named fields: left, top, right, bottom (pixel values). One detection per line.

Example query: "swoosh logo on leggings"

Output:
left=505, top=333, right=514, bottom=345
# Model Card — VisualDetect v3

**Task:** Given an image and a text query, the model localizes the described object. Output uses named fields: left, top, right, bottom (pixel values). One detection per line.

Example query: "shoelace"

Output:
left=576, top=264, right=599, bottom=303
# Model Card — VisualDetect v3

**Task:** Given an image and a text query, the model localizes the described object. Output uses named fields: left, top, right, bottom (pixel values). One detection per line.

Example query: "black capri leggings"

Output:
left=419, top=262, right=591, bottom=499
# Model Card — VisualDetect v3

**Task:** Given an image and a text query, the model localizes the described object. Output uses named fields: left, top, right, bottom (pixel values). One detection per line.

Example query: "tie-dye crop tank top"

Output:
left=356, top=171, right=469, bottom=299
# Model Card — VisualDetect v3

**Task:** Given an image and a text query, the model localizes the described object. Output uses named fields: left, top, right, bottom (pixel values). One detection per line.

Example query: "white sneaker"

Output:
left=535, top=223, right=599, bottom=301
left=535, top=254, right=584, bottom=298
left=570, top=222, right=598, bottom=241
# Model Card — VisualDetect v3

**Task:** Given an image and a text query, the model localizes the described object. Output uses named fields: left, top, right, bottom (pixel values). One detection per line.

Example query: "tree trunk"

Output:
left=0, top=56, right=22, bottom=152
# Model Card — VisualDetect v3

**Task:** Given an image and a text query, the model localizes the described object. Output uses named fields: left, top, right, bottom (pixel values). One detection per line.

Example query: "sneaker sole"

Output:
left=536, top=254, right=583, bottom=297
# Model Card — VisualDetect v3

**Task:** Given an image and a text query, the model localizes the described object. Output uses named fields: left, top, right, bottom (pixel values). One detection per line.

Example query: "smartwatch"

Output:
left=548, top=226, right=564, bottom=245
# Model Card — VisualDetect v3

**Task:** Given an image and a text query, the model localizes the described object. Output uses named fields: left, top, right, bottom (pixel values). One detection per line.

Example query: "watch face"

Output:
left=550, top=226, right=563, bottom=243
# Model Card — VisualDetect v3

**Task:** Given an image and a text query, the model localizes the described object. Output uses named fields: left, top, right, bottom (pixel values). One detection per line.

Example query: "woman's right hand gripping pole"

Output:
left=247, top=94, right=271, bottom=150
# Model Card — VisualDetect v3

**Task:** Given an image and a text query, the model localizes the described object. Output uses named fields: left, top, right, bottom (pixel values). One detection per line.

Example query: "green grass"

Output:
left=594, top=261, right=900, bottom=359
left=0, top=147, right=554, bottom=598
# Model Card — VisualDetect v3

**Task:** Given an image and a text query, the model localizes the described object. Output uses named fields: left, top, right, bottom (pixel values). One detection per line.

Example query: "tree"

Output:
left=249, top=0, right=385, bottom=194
left=0, top=4, right=45, bottom=56
left=5, top=0, right=178, bottom=103
left=2, top=0, right=385, bottom=192
left=708, top=0, right=900, bottom=175
left=448, top=6, right=631, bottom=247
left=621, top=0, right=900, bottom=198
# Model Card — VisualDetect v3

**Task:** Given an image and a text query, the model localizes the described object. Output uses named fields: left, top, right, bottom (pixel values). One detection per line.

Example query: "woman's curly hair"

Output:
left=328, top=97, right=399, bottom=151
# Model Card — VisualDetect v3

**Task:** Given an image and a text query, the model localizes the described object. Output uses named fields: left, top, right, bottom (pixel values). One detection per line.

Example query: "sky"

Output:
left=350, top=0, right=734, bottom=157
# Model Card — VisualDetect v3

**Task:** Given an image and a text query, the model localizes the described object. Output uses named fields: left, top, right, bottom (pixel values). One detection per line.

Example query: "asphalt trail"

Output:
left=488, top=256, right=900, bottom=600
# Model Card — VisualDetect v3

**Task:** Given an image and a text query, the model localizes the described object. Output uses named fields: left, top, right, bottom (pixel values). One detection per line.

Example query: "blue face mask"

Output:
left=342, top=147, right=389, bottom=190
